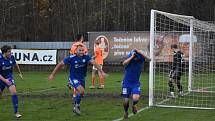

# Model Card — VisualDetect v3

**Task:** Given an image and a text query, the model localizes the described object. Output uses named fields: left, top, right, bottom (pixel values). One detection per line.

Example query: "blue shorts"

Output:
left=0, top=78, right=15, bottom=91
left=68, top=78, right=85, bottom=90
left=122, top=86, right=141, bottom=98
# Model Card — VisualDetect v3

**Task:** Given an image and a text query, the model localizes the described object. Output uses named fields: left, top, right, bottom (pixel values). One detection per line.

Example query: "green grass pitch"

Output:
left=0, top=71, right=215, bottom=121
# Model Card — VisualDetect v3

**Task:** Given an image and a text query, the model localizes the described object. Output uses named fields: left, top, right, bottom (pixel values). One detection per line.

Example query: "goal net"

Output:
left=149, top=10, right=215, bottom=109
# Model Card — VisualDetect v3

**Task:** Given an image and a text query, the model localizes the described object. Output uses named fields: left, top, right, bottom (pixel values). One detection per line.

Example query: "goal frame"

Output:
left=149, top=9, right=215, bottom=110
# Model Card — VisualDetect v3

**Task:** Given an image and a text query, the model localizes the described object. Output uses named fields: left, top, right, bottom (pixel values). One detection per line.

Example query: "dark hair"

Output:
left=75, top=34, right=83, bottom=42
left=95, top=40, right=100, bottom=45
left=76, top=44, right=84, bottom=48
left=1, top=45, right=11, bottom=54
left=171, top=44, right=178, bottom=49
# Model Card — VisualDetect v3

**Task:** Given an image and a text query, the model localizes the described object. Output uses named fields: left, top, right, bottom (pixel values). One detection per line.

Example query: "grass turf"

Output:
left=0, top=71, right=214, bottom=121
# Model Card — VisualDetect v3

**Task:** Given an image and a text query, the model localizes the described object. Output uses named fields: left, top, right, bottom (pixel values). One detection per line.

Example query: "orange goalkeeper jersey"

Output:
left=70, top=42, right=88, bottom=54
left=94, top=45, right=103, bottom=65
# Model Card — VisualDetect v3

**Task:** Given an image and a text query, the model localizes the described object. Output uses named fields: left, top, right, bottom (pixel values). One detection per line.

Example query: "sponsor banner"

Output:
left=88, top=32, right=149, bottom=63
left=88, top=32, right=200, bottom=63
left=1, top=49, right=57, bottom=65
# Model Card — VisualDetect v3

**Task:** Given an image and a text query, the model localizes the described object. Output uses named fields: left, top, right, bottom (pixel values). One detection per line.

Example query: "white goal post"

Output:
left=149, top=9, right=215, bottom=109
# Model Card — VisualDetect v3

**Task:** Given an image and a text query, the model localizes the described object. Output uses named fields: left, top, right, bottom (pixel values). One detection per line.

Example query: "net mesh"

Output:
left=151, top=10, right=215, bottom=109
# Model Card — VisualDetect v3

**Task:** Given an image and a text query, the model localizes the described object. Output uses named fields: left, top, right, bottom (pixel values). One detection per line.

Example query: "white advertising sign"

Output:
left=0, top=49, right=57, bottom=65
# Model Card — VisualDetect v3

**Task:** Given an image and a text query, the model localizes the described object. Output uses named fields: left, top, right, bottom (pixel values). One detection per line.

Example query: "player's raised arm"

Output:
left=135, top=49, right=151, bottom=61
left=15, top=64, right=23, bottom=79
left=122, top=52, right=135, bottom=66
left=89, top=59, right=106, bottom=78
left=48, top=60, right=65, bottom=81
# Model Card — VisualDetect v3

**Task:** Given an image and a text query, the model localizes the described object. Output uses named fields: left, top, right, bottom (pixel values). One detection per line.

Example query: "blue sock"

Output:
left=12, top=95, right=18, bottom=113
left=75, top=93, right=81, bottom=106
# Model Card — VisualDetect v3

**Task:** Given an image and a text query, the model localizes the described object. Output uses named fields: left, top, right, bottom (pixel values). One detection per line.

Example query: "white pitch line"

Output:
left=113, top=91, right=191, bottom=121
left=112, top=106, right=150, bottom=121
left=3, top=87, right=64, bottom=96
left=18, top=87, right=64, bottom=94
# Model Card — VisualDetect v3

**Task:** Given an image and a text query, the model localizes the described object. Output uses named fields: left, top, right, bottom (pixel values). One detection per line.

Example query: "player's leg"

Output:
left=67, top=81, right=76, bottom=98
left=8, top=82, right=21, bottom=118
left=131, top=87, right=141, bottom=114
left=168, top=70, right=175, bottom=98
left=90, top=66, right=96, bottom=89
left=0, top=89, right=2, bottom=98
left=0, top=86, right=5, bottom=99
left=98, top=65, right=104, bottom=89
left=73, top=85, right=84, bottom=115
left=122, top=87, right=131, bottom=119
left=73, top=88, right=77, bottom=99
left=69, top=78, right=84, bottom=115
left=175, top=73, right=183, bottom=96
left=0, top=80, right=5, bottom=99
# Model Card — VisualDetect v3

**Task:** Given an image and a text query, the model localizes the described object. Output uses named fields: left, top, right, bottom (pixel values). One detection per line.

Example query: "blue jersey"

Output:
left=64, top=54, right=92, bottom=81
left=0, top=53, right=16, bottom=79
left=122, top=53, right=145, bottom=87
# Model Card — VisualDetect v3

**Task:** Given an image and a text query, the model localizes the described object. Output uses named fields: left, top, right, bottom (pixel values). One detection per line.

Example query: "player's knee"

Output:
left=9, top=86, right=17, bottom=95
left=124, top=98, right=129, bottom=101
left=76, top=86, right=84, bottom=93
left=133, top=94, right=140, bottom=101
left=79, top=88, right=84, bottom=95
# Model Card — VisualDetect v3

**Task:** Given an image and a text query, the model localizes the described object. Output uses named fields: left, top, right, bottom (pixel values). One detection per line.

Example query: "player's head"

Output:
left=1, top=45, right=12, bottom=58
left=95, top=39, right=100, bottom=45
left=76, top=44, right=85, bottom=56
left=75, top=34, right=84, bottom=43
left=171, top=44, right=178, bottom=52
left=171, top=44, right=178, bottom=49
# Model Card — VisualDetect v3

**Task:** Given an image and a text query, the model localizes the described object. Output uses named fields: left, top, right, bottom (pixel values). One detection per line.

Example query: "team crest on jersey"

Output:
left=75, top=61, right=78, bottom=63
left=75, top=64, right=79, bottom=68
left=70, top=55, right=75, bottom=58
left=82, top=59, right=86, bottom=63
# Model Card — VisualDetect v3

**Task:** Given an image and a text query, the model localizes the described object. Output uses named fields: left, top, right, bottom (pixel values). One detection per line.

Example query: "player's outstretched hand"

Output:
left=19, top=73, right=23, bottom=79
left=5, top=79, right=12, bottom=86
left=48, top=74, right=54, bottom=81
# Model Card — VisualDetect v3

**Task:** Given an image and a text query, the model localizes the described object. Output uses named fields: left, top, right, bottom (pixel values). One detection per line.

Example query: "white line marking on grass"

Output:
left=157, top=91, right=190, bottom=105
left=112, top=106, right=150, bottom=121
left=18, top=87, right=64, bottom=95
left=3, top=87, right=65, bottom=96
left=113, top=91, right=192, bottom=121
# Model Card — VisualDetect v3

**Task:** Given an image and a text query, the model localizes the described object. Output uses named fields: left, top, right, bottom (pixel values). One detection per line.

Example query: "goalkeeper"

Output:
left=168, top=44, right=184, bottom=98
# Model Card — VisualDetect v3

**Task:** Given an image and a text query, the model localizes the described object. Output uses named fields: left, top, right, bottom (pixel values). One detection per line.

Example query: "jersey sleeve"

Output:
left=85, top=55, right=93, bottom=63
left=0, top=62, right=2, bottom=75
left=11, top=55, right=16, bottom=65
left=172, top=52, right=182, bottom=70
left=136, top=53, right=145, bottom=63
left=63, top=55, right=73, bottom=65
left=172, top=54, right=177, bottom=70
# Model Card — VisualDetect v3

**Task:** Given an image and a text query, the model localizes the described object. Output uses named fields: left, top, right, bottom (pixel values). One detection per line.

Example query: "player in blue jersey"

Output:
left=121, top=48, right=150, bottom=119
left=48, top=44, right=106, bottom=115
left=0, top=45, right=23, bottom=118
